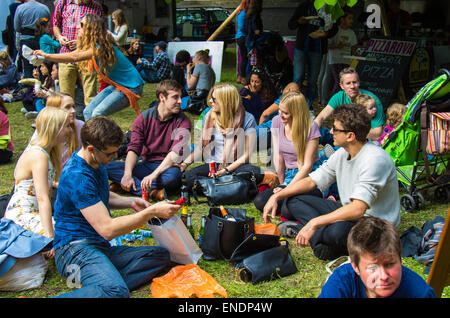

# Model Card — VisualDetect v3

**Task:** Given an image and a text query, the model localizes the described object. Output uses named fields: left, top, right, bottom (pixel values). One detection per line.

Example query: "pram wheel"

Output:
left=400, top=194, right=417, bottom=213
left=414, top=192, right=425, bottom=210
left=434, top=186, right=450, bottom=204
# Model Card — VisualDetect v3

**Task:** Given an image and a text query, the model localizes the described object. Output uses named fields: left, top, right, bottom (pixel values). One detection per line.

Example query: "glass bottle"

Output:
left=181, top=205, right=188, bottom=226
left=187, top=213, right=195, bottom=239
left=180, top=173, right=190, bottom=205
left=198, top=214, right=206, bottom=246
left=219, top=205, right=236, bottom=222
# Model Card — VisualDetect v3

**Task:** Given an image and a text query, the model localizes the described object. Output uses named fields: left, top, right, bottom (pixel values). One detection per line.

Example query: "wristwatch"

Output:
left=224, top=168, right=230, bottom=174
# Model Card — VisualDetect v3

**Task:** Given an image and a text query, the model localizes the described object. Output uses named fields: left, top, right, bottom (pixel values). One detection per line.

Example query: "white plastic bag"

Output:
left=148, top=215, right=203, bottom=265
left=22, top=44, right=45, bottom=66
left=0, top=253, right=48, bottom=291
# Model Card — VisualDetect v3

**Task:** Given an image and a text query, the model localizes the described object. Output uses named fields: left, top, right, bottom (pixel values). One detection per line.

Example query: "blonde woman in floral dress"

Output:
left=4, top=107, right=71, bottom=257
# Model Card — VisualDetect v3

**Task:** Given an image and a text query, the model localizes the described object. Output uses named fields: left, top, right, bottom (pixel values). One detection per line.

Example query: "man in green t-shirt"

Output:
left=315, top=67, right=385, bottom=141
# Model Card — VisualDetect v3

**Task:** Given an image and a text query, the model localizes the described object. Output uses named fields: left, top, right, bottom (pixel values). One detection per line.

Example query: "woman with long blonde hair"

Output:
left=32, top=14, right=144, bottom=120
left=45, top=94, right=83, bottom=166
left=254, top=91, right=322, bottom=221
left=180, top=83, right=265, bottom=189
left=31, top=94, right=82, bottom=167
left=4, top=107, right=72, bottom=257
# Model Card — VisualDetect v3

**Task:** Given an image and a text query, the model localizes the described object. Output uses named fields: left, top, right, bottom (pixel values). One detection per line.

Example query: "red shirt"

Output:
left=127, top=106, right=192, bottom=162
left=52, top=0, right=104, bottom=53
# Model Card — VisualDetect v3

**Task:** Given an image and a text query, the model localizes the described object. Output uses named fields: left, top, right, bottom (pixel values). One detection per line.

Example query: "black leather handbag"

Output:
left=185, top=89, right=209, bottom=115
left=192, top=171, right=258, bottom=206
left=200, top=208, right=255, bottom=261
left=227, top=233, right=281, bottom=264
left=240, top=245, right=298, bottom=284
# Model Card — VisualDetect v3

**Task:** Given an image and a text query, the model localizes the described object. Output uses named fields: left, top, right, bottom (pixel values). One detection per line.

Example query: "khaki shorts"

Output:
left=58, top=63, right=97, bottom=107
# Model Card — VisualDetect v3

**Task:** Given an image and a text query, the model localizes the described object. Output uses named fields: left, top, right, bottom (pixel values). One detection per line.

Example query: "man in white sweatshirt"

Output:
left=263, top=103, right=400, bottom=260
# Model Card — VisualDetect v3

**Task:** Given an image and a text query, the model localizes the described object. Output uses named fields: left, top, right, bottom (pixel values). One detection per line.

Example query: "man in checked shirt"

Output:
left=52, top=0, right=104, bottom=115
left=136, top=41, right=172, bottom=83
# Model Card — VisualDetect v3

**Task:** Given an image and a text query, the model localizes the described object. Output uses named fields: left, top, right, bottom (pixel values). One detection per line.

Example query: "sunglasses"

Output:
left=332, top=125, right=353, bottom=134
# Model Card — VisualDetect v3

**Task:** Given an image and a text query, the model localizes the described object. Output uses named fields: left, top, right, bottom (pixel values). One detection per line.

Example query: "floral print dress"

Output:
left=4, top=146, right=55, bottom=236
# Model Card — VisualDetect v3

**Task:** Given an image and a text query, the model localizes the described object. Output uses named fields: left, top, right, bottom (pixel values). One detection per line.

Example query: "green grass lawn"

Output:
left=0, top=47, right=448, bottom=298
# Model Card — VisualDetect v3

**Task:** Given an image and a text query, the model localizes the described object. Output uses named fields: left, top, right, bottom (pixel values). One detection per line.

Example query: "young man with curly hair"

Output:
left=263, top=103, right=400, bottom=260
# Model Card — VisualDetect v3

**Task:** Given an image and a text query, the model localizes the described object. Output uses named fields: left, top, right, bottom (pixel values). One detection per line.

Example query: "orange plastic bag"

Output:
left=254, top=223, right=280, bottom=236
left=151, top=264, right=228, bottom=298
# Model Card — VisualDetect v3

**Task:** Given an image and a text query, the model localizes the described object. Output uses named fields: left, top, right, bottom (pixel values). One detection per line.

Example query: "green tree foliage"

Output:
left=314, top=0, right=359, bottom=20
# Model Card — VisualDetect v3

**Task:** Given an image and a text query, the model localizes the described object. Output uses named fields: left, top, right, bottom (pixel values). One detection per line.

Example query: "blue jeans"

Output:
left=293, top=49, right=322, bottom=109
left=83, top=84, right=143, bottom=120
left=107, top=160, right=182, bottom=196
left=54, top=240, right=170, bottom=298
left=136, top=64, right=160, bottom=83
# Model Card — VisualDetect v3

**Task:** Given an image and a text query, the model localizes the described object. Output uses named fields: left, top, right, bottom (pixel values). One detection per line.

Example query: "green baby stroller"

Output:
left=382, top=69, right=450, bottom=212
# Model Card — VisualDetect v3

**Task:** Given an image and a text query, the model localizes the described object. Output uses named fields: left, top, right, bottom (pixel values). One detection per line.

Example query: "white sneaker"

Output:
left=25, top=111, right=38, bottom=119
left=21, top=107, right=28, bottom=114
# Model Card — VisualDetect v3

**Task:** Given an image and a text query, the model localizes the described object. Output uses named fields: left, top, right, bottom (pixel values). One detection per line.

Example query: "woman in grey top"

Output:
left=186, top=49, right=215, bottom=91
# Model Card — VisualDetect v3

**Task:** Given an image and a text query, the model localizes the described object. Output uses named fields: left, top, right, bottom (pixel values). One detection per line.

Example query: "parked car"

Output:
left=175, top=7, right=235, bottom=45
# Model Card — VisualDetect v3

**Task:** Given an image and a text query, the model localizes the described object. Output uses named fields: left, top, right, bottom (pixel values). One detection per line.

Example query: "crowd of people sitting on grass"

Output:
left=0, top=0, right=438, bottom=299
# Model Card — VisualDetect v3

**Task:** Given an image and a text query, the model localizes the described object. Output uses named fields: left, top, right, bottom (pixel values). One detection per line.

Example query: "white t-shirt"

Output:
left=202, top=111, right=257, bottom=164
left=309, top=142, right=401, bottom=227
left=327, top=27, right=357, bottom=65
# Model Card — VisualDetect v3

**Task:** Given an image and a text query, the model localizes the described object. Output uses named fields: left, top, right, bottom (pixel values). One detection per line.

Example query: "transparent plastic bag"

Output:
left=148, top=215, right=202, bottom=265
